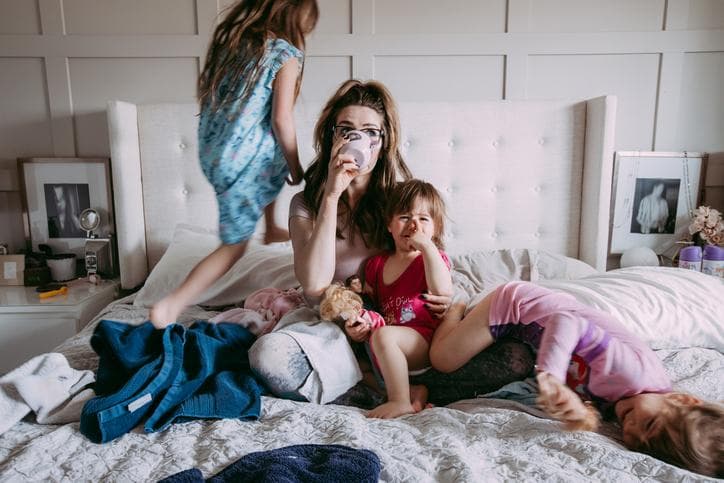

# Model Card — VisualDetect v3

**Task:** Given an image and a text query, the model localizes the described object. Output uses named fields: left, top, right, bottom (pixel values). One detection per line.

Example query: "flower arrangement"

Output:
left=688, top=206, right=724, bottom=246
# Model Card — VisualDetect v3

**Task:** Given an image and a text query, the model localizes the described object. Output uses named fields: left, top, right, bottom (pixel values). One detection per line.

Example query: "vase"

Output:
left=670, top=240, right=695, bottom=268
left=692, top=232, right=706, bottom=247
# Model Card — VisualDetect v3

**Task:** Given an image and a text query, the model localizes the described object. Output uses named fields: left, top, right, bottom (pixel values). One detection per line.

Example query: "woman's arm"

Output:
left=289, top=195, right=339, bottom=296
left=290, top=141, right=361, bottom=297
left=271, top=57, right=303, bottom=184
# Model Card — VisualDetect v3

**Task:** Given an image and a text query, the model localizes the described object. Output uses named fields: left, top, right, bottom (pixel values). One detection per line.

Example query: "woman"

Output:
left=249, top=79, right=533, bottom=406
left=47, top=184, right=84, bottom=238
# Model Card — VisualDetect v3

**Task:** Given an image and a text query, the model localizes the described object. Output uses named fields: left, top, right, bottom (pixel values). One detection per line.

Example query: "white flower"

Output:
left=705, top=209, right=721, bottom=228
left=689, top=220, right=704, bottom=235
left=688, top=205, right=723, bottom=245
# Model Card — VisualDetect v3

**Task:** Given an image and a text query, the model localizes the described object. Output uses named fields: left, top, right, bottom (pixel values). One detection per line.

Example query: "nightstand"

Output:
left=0, top=278, right=119, bottom=374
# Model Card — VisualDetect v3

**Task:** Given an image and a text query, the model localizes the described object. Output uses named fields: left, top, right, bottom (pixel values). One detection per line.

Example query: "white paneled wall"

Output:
left=0, top=0, right=723, bottom=254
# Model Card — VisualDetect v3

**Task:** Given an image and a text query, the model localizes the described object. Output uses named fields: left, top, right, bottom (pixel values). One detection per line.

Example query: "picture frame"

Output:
left=609, top=151, right=706, bottom=254
left=0, top=255, right=25, bottom=286
left=18, top=157, right=114, bottom=259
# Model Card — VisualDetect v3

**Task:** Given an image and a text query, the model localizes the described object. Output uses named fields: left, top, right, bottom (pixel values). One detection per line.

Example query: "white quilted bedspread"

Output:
left=0, top=289, right=722, bottom=482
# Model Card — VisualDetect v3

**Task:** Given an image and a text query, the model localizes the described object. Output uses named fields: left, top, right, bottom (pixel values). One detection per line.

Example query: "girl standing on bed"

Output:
left=429, top=281, right=724, bottom=478
left=325, top=179, right=454, bottom=419
left=150, top=0, right=319, bottom=328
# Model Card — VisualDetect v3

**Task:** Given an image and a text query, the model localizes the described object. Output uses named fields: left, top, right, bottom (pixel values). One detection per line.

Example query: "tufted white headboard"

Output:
left=108, top=96, right=616, bottom=289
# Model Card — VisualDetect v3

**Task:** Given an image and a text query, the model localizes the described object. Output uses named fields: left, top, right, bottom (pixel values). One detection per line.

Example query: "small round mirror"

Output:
left=79, top=208, right=100, bottom=234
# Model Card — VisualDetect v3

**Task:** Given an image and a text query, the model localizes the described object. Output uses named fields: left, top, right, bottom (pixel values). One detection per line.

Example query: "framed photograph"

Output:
left=610, top=151, right=706, bottom=254
left=18, top=157, right=114, bottom=258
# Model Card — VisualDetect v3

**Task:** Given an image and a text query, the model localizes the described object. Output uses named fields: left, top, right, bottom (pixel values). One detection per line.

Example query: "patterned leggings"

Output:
left=249, top=333, right=534, bottom=408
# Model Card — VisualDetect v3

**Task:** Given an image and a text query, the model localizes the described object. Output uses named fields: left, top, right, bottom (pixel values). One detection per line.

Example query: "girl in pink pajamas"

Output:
left=429, top=281, right=724, bottom=478
left=486, top=281, right=671, bottom=404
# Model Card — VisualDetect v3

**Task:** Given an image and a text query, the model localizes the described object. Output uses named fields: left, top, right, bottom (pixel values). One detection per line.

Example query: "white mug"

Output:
left=339, top=130, right=373, bottom=169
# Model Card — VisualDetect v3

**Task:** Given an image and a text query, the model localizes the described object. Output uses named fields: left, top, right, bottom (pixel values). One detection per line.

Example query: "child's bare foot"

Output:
left=149, top=296, right=183, bottom=329
left=367, top=400, right=416, bottom=419
left=410, top=384, right=430, bottom=413
left=263, top=225, right=290, bottom=244
left=536, top=372, right=600, bottom=431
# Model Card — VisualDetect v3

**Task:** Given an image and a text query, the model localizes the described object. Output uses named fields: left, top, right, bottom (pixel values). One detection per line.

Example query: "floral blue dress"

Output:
left=198, top=38, right=303, bottom=244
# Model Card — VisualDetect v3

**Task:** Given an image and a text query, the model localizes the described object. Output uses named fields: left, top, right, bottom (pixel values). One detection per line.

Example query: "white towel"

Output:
left=274, top=307, right=362, bottom=404
left=0, top=353, right=95, bottom=435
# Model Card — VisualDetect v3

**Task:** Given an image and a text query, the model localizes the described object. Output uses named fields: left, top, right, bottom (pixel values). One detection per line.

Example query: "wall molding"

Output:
left=0, top=0, right=722, bottom=256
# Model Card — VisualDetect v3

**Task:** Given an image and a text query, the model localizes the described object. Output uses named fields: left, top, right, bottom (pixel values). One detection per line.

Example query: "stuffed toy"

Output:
left=318, top=283, right=385, bottom=337
left=319, top=283, right=365, bottom=326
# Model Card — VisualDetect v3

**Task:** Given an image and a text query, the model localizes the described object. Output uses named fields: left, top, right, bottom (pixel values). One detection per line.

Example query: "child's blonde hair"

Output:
left=199, top=0, right=319, bottom=110
left=385, top=179, right=447, bottom=249
left=634, top=399, right=724, bottom=478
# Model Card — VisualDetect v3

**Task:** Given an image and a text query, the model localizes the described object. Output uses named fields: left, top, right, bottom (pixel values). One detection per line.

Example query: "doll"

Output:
left=318, top=283, right=385, bottom=337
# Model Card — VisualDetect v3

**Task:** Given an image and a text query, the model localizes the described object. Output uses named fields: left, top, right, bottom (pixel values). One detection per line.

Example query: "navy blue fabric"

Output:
left=159, top=469, right=203, bottom=483
left=81, top=320, right=264, bottom=443
left=158, top=444, right=381, bottom=483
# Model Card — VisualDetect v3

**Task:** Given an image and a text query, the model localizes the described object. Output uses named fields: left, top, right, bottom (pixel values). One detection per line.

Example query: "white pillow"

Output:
left=133, top=224, right=299, bottom=308
left=451, top=248, right=598, bottom=299
left=538, top=267, right=724, bottom=351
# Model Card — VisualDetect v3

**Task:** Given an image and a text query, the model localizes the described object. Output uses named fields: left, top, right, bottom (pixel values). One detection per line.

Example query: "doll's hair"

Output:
left=319, top=283, right=363, bottom=327
left=633, top=398, right=724, bottom=478
left=344, top=274, right=361, bottom=286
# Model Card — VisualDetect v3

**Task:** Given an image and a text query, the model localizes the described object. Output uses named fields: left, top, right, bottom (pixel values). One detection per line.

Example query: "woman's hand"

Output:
left=422, top=292, right=453, bottom=319
left=324, top=138, right=360, bottom=199
left=345, top=317, right=372, bottom=342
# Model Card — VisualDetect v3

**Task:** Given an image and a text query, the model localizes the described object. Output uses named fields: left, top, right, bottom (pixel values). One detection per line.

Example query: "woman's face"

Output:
left=333, top=105, right=384, bottom=175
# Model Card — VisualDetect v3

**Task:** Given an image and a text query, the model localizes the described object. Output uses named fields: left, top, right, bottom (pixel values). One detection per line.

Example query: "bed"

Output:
left=1, top=96, right=722, bottom=482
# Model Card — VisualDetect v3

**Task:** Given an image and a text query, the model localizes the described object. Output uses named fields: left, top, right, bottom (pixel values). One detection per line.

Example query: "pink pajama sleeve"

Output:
left=535, top=313, right=587, bottom=383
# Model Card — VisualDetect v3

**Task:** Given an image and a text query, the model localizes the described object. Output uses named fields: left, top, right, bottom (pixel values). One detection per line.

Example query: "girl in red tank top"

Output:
left=352, top=179, right=453, bottom=419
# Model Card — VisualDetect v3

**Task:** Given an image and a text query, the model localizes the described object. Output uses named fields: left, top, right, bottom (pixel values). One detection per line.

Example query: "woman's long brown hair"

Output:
left=302, top=80, right=413, bottom=250
left=198, top=0, right=319, bottom=111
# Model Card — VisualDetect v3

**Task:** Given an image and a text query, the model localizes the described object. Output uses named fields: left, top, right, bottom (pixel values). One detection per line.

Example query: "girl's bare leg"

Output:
left=367, top=326, right=430, bottom=419
left=263, top=201, right=290, bottom=244
left=429, top=292, right=496, bottom=374
left=150, top=242, right=247, bottom=328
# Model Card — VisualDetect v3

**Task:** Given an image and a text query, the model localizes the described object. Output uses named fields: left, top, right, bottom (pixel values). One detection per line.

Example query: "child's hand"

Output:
left=407, top=227, right=434, bottom=251
left=536, top=371, right=600, bottom=432
left=345, top=316, right=371, bottom=342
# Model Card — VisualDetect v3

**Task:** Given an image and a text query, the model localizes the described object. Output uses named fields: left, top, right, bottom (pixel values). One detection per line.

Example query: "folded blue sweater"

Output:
left=81, top=320, right=264, bottom=443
